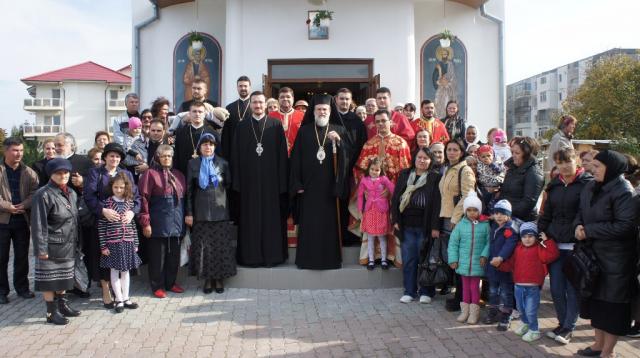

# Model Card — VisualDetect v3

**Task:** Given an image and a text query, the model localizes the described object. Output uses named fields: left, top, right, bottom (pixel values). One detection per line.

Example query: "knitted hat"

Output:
left=520, top=222, right=538, bottom=237
left=463, top=191, right=482, bottom=213
left=45, top=158, right=72, bottom=176
left=477, top=144, right=493, bottom=156
left=493, top=129, right=507, bottom=143
left=128, top=117, right=142, bottom=130
left=493, top=199, right=512, bottom=216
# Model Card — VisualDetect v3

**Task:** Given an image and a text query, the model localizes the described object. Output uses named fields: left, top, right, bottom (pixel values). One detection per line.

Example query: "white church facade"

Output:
left=133, top=0, right=504, bottom=136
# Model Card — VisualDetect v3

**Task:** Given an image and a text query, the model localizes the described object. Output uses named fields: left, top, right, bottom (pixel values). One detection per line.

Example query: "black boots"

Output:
left=56, top=293, right=81, bottom=317
left=46, top=301, right=68, bottom=325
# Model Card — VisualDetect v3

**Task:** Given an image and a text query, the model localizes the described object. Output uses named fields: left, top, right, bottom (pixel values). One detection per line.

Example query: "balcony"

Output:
left=23, top=98, right=62, bottom=111
left=108, top=99, right=126, bottom=111
left=23, top=124, right=63, bottom=137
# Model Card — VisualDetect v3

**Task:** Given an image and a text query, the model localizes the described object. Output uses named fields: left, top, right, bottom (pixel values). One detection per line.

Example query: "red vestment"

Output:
left=364, top=111, right=415, bottom=145
left=410, top=117, right=450, bottom=144
left=269, top=110, right=304, bottom=156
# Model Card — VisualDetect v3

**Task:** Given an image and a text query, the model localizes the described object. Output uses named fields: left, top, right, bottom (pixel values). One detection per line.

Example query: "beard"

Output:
left=315, top=115, right=329, bottom=127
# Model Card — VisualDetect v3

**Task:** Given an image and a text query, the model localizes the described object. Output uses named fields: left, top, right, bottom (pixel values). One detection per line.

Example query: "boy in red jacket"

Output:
left=499, top=222, right=559, bottom=342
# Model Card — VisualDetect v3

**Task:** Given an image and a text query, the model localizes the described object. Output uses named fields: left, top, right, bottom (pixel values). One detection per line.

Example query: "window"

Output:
left=559, top=74, right=563, bottom=82
left=515, top=130, right=523, bottom=137
left=540, top=91, right=547, bottom=102
left=52, top=89, right=60, bottom=98
left=43, top=115, right=61, bottom=125
left=540, top=76, right=546, bottom=84
left=110, top=90, right=119, bottom=100
left=538, top=127, right=547, bottom=138
left=559, top=93, right=563, bottom=101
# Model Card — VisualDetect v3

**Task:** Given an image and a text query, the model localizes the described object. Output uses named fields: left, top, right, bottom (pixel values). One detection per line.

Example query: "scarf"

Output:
left=151, top=153, right=181, bottom=206
left=399, top=170, right=428, bottom=213
left=198, top=155, right=220, bottom=189
left=592, top=150, right=628, bottom=201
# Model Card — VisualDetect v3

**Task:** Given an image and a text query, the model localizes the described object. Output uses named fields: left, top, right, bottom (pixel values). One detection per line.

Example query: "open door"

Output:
left=262, top=74, right=272, bottom=98
left=369, top=74, right=380, bottom=98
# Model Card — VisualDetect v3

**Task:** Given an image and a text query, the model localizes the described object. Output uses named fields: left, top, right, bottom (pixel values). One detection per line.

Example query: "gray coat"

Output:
left=31, top=183, right=79, bottom=261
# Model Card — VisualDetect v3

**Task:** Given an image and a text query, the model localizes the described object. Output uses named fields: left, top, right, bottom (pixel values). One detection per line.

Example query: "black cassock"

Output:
left=335, top=111, right=367, bottom=245
left=223, top=98, right=251, bottom=224
left=290, top=123, right=348, bottom=270
left=173, top=123, right=220, bottom=176
left=231, top=116, right=288, bottom=266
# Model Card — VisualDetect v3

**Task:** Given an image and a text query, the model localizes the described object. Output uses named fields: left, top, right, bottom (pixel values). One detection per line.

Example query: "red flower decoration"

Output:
left=504, top=229, right=512, bottom=238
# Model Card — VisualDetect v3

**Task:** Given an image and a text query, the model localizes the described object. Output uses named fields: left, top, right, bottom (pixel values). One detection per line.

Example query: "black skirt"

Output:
left=189, top=221, right=237, bottom=280
left=581, top=298, right=631, bottom=336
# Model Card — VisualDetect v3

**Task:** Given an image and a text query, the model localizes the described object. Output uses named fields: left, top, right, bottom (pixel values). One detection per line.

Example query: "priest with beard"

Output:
left=231, top=91, right=289, bottom=267
left=290, top=94, right=349, bottom=270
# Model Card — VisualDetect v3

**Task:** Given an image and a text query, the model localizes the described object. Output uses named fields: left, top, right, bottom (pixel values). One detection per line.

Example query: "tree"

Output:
left=564, top=54, right=640, bottom=155
left=0, top=128, right=6, bottom=158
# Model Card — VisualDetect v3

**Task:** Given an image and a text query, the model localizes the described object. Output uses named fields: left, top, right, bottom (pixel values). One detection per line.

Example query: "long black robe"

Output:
left=222, top=98, right=251, bottom=224
left=231, top=115, right=288, bottom=266
left=173, top=123, right=220, bottom=176
left=221, top=98, right=251, bottom=159
left=335, top=111, right=367, bottom=245
left=290, top=123, right=348, bottom=270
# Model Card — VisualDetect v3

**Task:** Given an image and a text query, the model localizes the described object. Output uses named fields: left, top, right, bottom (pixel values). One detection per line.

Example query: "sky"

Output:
left=0, top=0, right=639, bottom=130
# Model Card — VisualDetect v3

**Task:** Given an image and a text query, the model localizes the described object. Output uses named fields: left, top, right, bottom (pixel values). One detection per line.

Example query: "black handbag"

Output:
left=418, top=236, right=452, bottom=287
left=563, top=241, right=600, bottom=298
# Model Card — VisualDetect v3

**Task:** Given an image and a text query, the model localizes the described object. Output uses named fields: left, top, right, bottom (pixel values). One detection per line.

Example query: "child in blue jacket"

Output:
left=447, top=192, right=490, bottom=325
left=484, top=199, right=518, bottom=331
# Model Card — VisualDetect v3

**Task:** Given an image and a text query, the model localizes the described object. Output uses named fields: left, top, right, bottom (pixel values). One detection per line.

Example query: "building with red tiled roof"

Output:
left=21, top=61, right=132, bottom=152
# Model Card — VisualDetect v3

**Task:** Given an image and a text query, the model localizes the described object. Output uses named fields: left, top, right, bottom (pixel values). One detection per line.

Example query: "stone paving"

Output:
left=1, top=258, right=640, bottom=357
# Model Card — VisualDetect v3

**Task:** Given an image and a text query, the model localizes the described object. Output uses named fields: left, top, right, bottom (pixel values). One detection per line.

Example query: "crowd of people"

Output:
left=1, top=76, right=639, bottom=357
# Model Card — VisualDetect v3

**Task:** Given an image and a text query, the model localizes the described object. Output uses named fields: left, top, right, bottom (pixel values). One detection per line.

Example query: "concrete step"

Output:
left=226, top=263, right=402, bottom=289
left=286, top=246, right=361, bottom=265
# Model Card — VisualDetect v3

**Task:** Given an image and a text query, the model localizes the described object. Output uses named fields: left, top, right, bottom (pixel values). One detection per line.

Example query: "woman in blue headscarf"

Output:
left=185, top=133, right=236, bottom=294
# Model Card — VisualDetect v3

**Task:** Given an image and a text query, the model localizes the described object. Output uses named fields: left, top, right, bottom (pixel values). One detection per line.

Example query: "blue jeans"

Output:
left=548, top=249, right=578, bottom=330
left=488, top=280, right=514, bottom=312
left=514, top=285, right=541, bottom=331
left=401, top=227, right=435, bottom=298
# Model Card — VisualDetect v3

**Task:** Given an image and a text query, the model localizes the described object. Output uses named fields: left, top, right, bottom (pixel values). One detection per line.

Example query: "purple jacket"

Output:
left=357, top=176, right=394, bottom=213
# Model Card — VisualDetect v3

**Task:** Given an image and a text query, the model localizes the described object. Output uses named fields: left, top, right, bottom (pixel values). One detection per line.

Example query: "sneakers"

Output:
left=627, top=324, right=640, bottom=338
left=554, top=328, right=573, bottom=345
left=153, top=289, right=167, bottom=299
left=400, top=295, right=413, bottom=303
left=496, top=311, right=511, bottom=331
left=419, top=295, right=432, bottom=304
left=546, top=326, right=562, bottom=339
left=510, top=309, right=521, bottom=320
left=522, top=330, right=541, bottom=342
left=514, top=323, right=529, bottom=336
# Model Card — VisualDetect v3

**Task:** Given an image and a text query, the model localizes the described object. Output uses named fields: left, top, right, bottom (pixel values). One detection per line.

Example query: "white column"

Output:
left=224, top=0, right=243, bottom=105
left=406, top=3, right=416, bottom=104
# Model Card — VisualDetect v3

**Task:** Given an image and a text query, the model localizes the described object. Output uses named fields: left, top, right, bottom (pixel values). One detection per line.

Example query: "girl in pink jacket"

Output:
left=357, top=158, right=395, bottom=270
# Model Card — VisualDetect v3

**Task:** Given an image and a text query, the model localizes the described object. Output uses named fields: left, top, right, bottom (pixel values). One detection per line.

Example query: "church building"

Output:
left=133, top=0, right=504, bottom=136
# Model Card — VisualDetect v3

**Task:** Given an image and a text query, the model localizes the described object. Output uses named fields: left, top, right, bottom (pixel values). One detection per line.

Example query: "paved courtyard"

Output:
left=1, top=258, right=639, bottom=357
